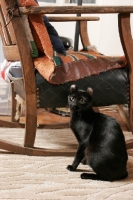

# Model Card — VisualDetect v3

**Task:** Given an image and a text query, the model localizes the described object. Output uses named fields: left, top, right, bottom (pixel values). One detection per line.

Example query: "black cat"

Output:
left=67, top=84, right=128, bottom=181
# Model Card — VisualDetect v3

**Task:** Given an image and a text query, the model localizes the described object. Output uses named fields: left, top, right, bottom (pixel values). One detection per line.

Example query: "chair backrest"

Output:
left=0, top=0, right=16, bottom=44
left=0, top=0, right=38, bottom=148
left=0, top=0, right=21, bottom=60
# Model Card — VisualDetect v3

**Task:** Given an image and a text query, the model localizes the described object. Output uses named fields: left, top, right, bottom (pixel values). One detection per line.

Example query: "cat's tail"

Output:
left=81, top=172, right=128, bottom=182
left=81, top=173, right=107, bottom=181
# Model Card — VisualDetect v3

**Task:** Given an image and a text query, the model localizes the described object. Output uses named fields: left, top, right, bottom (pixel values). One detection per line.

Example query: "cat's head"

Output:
left=68, top=84, right=93, bottom=111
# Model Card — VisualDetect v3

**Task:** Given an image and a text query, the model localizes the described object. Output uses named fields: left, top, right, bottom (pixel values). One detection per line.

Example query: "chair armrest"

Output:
left=48, top=16, right=100, bottom=49
left=48, top=16, right=99, bottom=22
left=19, top=5, right=133, bottom=49
left=19, top=6, right=133, bottom=15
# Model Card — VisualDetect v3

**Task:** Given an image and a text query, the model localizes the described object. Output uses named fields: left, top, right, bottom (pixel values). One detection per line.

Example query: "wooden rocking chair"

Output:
left=0, top=0, right=133, bottom=156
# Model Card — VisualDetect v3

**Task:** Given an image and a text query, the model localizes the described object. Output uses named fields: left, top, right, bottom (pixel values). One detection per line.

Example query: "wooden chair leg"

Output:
left=11, top=83, right=18, bottom=122
left=24, top=94, right=37, bottom=148
left=0, top=82, right=24, bottom=128
left=79, top=20, right=91, bottom=48
left=118, top=13, right=133, bottom=132
left=126, top=139, right=133, bottom=150
left=118, top=13, right=133, bottom=151
left=117, top=105, right=131, bottom=131
left=0, top=139, right=75, bottom=156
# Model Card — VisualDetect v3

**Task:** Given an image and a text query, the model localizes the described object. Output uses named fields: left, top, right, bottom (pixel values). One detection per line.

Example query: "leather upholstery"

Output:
left=35, top=66, right=129, bottom=108
left=14, top=66, right=129, bottom=108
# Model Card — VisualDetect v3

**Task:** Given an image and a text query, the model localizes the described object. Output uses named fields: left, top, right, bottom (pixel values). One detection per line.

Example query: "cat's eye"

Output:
left=70, top=97, right=75, bottom=101
left=80, top=98, right=85, bottom=103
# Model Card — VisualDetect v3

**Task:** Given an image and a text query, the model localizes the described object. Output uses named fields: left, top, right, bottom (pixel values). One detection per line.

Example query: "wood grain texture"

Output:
left=48, top=16, right=99, bottom=21
left=118, top=13, right=133, bottom=132
left=2, top=45, right=20, bottom=61
left=80, top=21, right=91, bottom=47
left=19, top=6, right=133, bottom=15
left=0, top=7, right=11, bottom=45
left=5, top=0, right=37, bottom=148
left=0, top=0, right=16, bottom=44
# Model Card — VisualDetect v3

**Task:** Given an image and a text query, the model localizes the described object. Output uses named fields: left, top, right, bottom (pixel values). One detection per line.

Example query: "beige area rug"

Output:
left=0, top=128, right=133, bottom=200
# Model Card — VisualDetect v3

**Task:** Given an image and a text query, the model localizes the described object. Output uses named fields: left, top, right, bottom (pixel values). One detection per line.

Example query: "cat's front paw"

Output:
left=67, top=165, right=75, bottom=171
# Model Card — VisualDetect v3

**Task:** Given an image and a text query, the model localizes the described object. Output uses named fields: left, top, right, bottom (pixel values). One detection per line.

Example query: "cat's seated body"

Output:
left=67, top=84, right=128, bottom=181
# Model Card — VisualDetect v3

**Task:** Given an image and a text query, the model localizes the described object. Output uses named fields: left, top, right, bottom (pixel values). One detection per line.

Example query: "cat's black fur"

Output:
left=67, top=84, right=128, bottom=181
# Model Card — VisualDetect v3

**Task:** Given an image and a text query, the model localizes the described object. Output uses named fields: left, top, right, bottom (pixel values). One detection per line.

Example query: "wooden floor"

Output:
left=20, top=105, right=130, bottom=132
left=0, top=104, right=130, bottom=132
left=97, top=105, right=130, bottom=132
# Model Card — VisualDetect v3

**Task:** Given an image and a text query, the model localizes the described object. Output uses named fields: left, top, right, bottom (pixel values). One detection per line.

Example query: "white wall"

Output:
left=0, top=0, right=133, bottom=63
left=50, top=0, right=133, bottom=56
left=97, top=0, right=133, bottom=55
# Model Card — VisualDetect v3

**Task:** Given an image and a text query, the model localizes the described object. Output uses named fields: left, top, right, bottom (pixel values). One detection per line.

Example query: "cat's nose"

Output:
left=73, top=105, right=78, bottom=110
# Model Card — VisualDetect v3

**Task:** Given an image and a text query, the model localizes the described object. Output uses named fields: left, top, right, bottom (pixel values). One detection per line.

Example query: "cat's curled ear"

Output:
left=86, top=87, right=93, bottom=96
left=70, top=84, right=78, bottom=93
